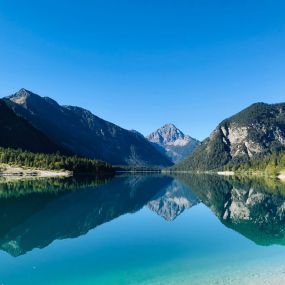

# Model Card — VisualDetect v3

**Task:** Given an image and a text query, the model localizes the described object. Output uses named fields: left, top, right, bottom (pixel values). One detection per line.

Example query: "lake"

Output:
left=0, top=174, right=285, bottom=284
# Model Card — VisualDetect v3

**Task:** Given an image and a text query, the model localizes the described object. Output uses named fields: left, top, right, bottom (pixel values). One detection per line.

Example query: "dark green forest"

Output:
left=0, top=148, right=114, bottom=174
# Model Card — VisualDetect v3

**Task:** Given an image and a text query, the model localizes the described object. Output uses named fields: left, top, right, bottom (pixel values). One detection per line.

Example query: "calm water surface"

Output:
left=0, top=174, right=285, bottom=284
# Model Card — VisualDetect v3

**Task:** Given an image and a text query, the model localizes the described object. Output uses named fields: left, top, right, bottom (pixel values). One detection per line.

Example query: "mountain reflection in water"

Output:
left=1, top=174, right=285, bottom=257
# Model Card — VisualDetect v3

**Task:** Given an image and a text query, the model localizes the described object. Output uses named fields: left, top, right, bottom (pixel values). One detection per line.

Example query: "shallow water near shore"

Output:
left=0, top=174, right=285, bottom=284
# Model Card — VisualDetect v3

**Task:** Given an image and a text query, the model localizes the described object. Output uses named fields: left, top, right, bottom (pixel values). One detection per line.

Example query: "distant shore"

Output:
left=164, top=169, right=285, bottom=182
left=217, top=169, right=285, bottom=182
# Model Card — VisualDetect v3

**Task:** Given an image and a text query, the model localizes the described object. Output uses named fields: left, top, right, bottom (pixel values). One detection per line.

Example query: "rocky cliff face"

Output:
left=214, top=122, right=285, bottom=160
left=147, top=124, right=199, bottom=163
left=175, top=102, right=285, bottom=170
left=4, top=89, right=172, bottom=167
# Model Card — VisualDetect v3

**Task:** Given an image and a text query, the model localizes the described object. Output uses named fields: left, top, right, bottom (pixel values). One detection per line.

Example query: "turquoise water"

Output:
left=0, top=175, right=285, bottom=284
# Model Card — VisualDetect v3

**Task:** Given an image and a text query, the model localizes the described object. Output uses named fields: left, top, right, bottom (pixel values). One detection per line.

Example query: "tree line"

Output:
left=0, top=148, right=114, bottom=174
left=225, top=152, right=285, bottom=176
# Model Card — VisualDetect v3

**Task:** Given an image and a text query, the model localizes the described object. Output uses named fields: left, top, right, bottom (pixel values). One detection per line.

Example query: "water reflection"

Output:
left=179, top=175, right=285, bottom=246
left=1, top=174, right=285, bottom=257
left=148, top=179, right=199, bottom=221
left=0, top=175, right=171, bottom=256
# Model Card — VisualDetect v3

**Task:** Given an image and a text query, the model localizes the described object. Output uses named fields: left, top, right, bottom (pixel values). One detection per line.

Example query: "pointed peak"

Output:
left=147, top=123, right=187, bottom=145
left=158, top=123, right=184, bottom=136
left=162, top=123, right=178, bottom=130
left=7, top=88, right=34, bottom=105
left=18, top=88, right=30, bottom=93
left=14, top=88, right=39, bottom=98
left=16, top=88, right=34, bottom=96
left=147, top=123, right=183, bottom=136
left=8, top=89, right=44, bottom=106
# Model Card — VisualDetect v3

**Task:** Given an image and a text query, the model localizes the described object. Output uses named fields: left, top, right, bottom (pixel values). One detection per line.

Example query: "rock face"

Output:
left=0, top=99, right=64, bottom=154
left=4, top=89, right=172, bottom=167
left=148, top=179, right=199, bottom=221
left=175, top=102, right=285, bottom=170
left=147, top=124, right=199, bottom=163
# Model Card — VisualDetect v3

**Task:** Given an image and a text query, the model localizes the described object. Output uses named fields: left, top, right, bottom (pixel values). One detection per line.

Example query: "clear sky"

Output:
left=0, top=0, right=284, bottom=140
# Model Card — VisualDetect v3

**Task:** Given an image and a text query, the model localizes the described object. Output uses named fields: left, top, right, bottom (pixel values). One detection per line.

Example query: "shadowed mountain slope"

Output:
left=4, top=89, right=172, bottom=167
left=0, top=99, right=64, bottom=154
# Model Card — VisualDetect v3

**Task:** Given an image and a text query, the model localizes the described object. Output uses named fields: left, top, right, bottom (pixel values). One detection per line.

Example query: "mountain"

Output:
left=4, top=89, right=172, bottom=167
left=147, top=123, right=199, bottom=163
left=175, top=102, right=285, bottom=171
left=0, top=99, right=64, bottom=154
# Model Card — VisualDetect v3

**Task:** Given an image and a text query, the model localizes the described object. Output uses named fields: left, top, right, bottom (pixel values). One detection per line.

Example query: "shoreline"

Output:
left=218, top=170, right=285, bottom=182
left=162, top=169, right=285, bottom=182
left=0, top=165, right=72, bottom=178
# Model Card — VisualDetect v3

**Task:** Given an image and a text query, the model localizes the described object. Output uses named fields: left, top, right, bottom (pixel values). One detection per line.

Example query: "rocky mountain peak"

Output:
left=8, top=88, right=50, bottom=108
left=8, top=89, right=61, bottom=111
left=10, top=88, right=34, bottom=105
left=147, top=124, right=200, bottom=163
left=17, top=88, right=30, bottom=94
left=147, top=123, right=190, bottom=146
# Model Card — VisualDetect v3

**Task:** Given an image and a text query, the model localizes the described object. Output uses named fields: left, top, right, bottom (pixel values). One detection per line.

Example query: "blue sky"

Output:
left=0, top=0, right=285, bottom=140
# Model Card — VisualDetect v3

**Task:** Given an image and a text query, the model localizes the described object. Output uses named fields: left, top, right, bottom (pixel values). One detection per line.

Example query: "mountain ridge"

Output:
left=4, top=89, right=172, bottom=167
